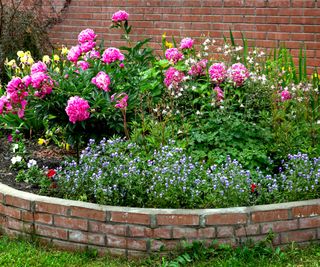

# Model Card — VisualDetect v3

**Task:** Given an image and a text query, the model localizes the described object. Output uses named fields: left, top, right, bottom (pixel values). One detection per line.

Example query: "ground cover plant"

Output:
left=0, top=10, right=319, bottom=209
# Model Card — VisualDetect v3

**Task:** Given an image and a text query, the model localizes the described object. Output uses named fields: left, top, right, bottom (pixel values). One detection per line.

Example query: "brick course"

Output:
left=0, top=183, right=319, bottom=258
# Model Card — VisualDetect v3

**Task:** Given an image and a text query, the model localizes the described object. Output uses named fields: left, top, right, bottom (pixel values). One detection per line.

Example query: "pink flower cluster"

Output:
left=78, top=28, right=97, bottom=53
left=31, top=61, right=47, bottom=75
left=188, top=59, right=208, bottom=76
left=30, top=70, right=54, bottom=98
left=67, top=45, right=82, bottom=63
left=213, top=86, right=224, bottom=102
left=4, top=77, right=29, bottom=118
left=85, top=50, right=100, bottom=60
left=91, top=71, right=111, bottom=92
left=111, top=93, right=128, bottom=109
left=65, top=96, right=90, bottom=124
left=77, top=61, right=90, bottom=71
left=164, top=67, right=185, bottom=88
left=209, top=63, right=227, bottom=84
left=112, top=10, right=129, bottom=22
left=0, top=95, right=12, bottom=115
left=281, top=90, right=291, bottom=101
left=101, top=47, right=125, bottom=64
left=228, top=63, right=249, bottom=87
left=165, top=48, right=184, bottom=64
left=180, top=38, right=194, bottom=50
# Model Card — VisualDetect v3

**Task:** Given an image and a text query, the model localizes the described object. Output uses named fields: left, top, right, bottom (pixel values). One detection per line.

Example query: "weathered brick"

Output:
left=6, top=218, right=33, bottom=233
left=110, top=212, right=150, bottom=226
left=251, top=209, right=289, bottom=223
left=217, top=226, right=234, bottom=238
left=127, top=238, right=147, bottom=251
left=128, top=226, right=153, bottom=237
left=89, top=221, right=127, bottom=236
left=52, top=239, right=88, bottom=251
left=68, top=230, right=105, bottom=246
left=261, top=220, right=298, bottom=234
left=35, top=224, right=68, bottom=240
left=299, top=217, right=320, bottom=229
left=0, top=193, right=4, bottom=203
left=157, top=214, right=199, bottom=226
left=35, top=202, right=68, bottom=216
left=198, top=227, right=216, bottom=238
left=34, top=213, right=53, bottom=225
left=235, top=224, right=260, bottom=237
left=173, top=227, right=198, bottom=239
left=107, top=235, right=127, bottom=249
left=153, top=227, right=172, bottom=239
left=5, top=196, right=31, bottom=210
left=292, top=205, right=320, bottom=218
left=54, top=216, right=87, bottom=230
left=205, top=213, right=247, bottom=225
left=281, top=229, right=317, bottom=244
left=70, top=207, right=106, bottom=221
left=2, top=205, right=21, bottom=219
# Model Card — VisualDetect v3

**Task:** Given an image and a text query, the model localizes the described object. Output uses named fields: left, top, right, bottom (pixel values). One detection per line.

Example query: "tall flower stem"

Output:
left=122, top=109, right=130, bottom=140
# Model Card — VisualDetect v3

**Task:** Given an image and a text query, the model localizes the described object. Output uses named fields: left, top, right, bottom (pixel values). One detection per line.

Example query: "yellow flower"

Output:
left=27, top=57, right=34, bottom=65
left=53, top=54, right=60, bottom=61
left=5, top=59, right=16, bottom=67
left=20, top=55, right=27, bottom=64
left=25, top=51, right=31, bottom=56
left=17, top=51, right=25, bottom=58
left=38, top=138, right=46, bottom=145
left=65, top=143, right=70, bottom=151
left=314, top=73, right=318, bottom=79
left=61, top=46, right=69, bottom=56
left=54, top=67, right=60, bottom=73
left=42, top=55, right=51, bottom=64
left=165, top=41, right=173, bottom=48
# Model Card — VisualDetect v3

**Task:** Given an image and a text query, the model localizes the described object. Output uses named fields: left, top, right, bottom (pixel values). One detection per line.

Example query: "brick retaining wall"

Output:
left=0, top=183, right=319, bottom=257
left=47, top=0, right=320, bottom=72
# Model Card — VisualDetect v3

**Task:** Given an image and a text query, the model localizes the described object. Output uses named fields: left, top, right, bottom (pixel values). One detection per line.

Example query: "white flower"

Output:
left=27, top=159, right=37, bottom=168
left=317, top=120, right=320, bottom=125
left=11, top=156, right=22, bottom=165
left=236, top=56, right=240, bottom=60
left=204, top=46, right=209, bottom=51
left=12, top=144, right=19, bottom=153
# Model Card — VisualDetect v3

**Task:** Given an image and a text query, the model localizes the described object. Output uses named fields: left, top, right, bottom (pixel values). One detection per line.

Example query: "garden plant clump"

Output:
left=0, top=10, right=319, bottom=209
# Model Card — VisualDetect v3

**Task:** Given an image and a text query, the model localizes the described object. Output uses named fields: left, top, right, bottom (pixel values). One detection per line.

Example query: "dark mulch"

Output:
left=0, top=137, right=71, bottom=194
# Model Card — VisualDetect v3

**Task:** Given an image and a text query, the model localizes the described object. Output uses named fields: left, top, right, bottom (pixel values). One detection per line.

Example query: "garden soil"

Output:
left=0, top=137, right=69, bottom=194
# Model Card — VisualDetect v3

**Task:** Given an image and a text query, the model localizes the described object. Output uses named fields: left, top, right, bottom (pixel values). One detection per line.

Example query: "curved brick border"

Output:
left=0, top=182, right=319, bottom=257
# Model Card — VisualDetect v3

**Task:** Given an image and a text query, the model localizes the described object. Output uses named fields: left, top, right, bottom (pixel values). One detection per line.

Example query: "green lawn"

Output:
left=0, top=235, right=319, bottom=267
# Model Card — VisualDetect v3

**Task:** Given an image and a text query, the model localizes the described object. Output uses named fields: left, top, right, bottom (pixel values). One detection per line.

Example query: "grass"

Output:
left=0, top=234, right=319, bottom=267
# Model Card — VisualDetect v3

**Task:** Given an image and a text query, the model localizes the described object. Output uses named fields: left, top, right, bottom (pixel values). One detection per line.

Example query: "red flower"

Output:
left=251, top=183, right=257, bottom=193
left=47, top=169, right=56, bottom=178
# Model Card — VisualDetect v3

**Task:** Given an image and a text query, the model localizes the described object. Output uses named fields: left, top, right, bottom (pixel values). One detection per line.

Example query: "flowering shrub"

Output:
left=65, top=96, right=90, bottom=124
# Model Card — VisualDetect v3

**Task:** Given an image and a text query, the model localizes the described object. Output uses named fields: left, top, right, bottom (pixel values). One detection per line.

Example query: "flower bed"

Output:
left=0, top=10, right=319, bottom=221
left=0, top=182, right=319, bottom=257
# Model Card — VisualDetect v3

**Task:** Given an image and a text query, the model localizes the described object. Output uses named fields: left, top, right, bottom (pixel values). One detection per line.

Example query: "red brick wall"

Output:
left=48, top=0, right=320, bottom=71
left=0, top=183, right=320, bottom=257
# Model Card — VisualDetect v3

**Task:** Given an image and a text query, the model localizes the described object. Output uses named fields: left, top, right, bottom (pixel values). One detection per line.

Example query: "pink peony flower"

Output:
left=67, top=45, right=82, bottom=63
left=91, top=71, right=111, bottom=92
left=228, top=63, right=249, bottom=87
left=119, top=63, right=124, bottom=68
left=78, top=28, right=97, bottom=44
left=213, top=86, right=224, bottom=102
left=209, top=63, right=227, bottom=84
left=31, top=72, right=54, bottom=98
left=6, top=77, right=28, bottom=104
left=112, top=10, right=129, bottom=22
left=101, top=47, right=125, bottom=64
left=0, top=95, right=12, bottom=115
left=281, top=90, right=291, bottom=101
left=111, top=93, right=128, bottom=109
left=18, top=99, right=28, bottom=118
left=80, top=41, right=96, bottom=53
left=22, top=75, right=32, bottom=87
left=164, top=67, right=185, bottom=88
left=86, top=49, right=100, bottom=59
left=188, top=59, right=208, bottom=76
left=77, top=61, right=90, bottom=71
left=7, top=134, right=13, bottom=142
left=180, top=37, right=194, bottom=50
left=31, top=61, right=47, bottom=75
left=65, top=96, right=90, bottom=124
left=165, top=48, right=184, bottom=64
